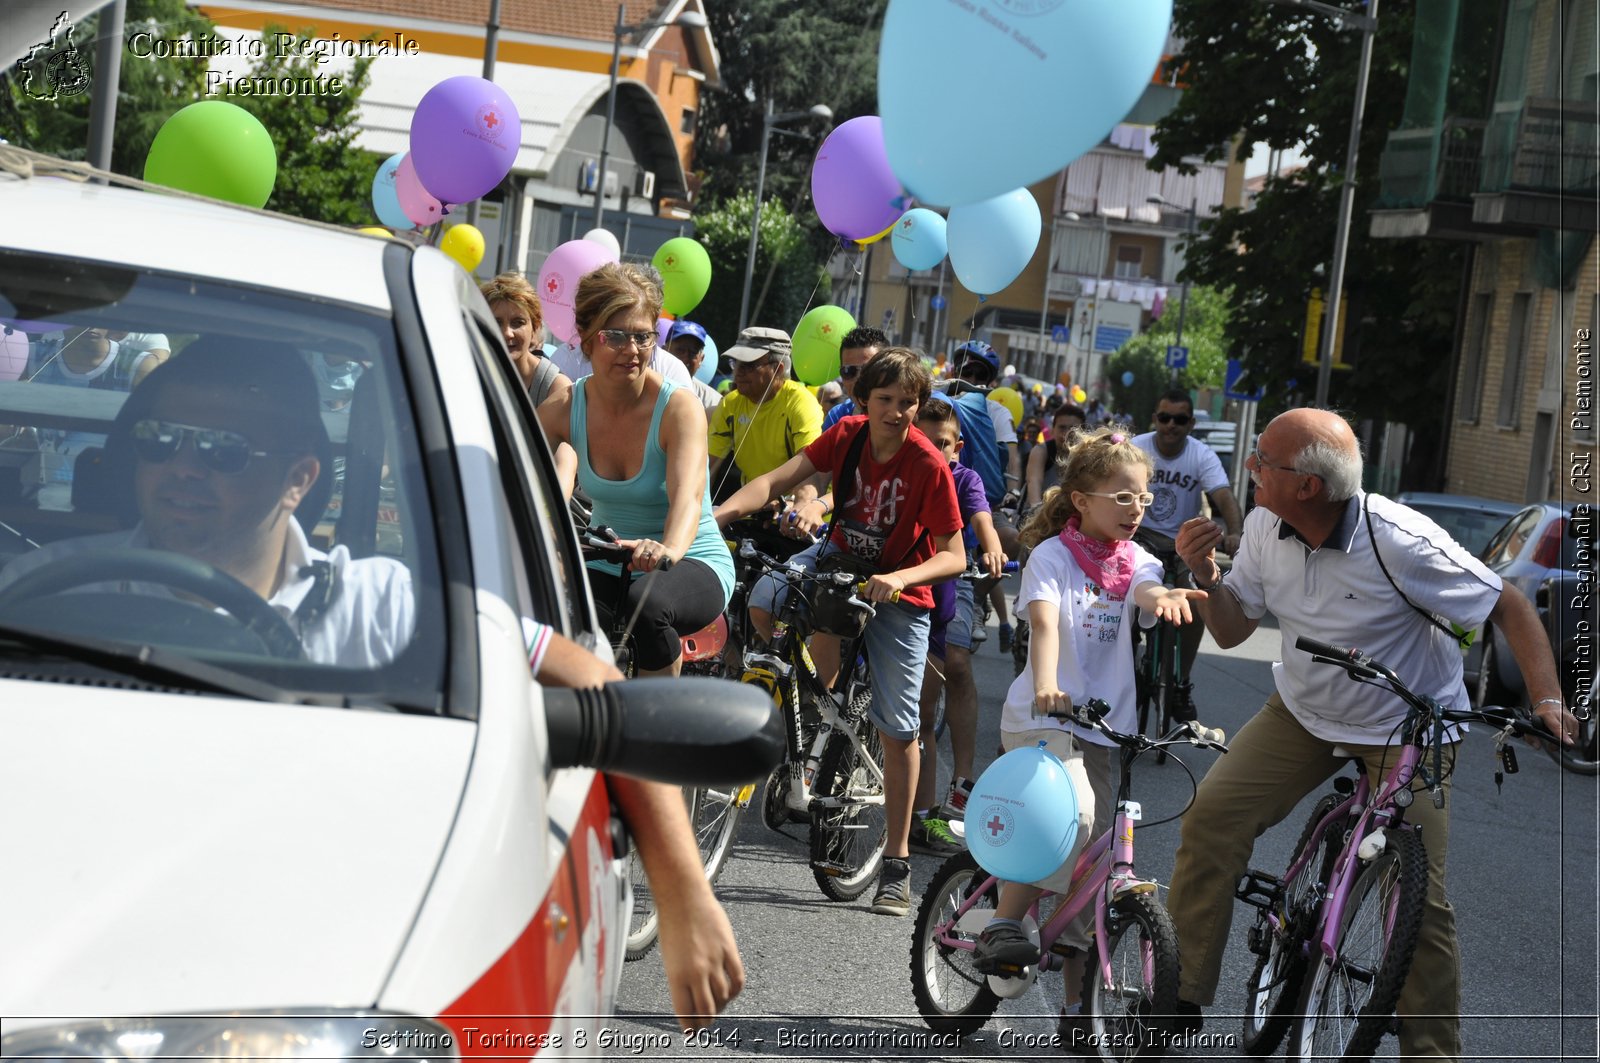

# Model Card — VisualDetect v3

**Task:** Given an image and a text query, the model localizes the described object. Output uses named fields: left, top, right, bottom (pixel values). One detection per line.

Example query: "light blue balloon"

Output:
left=890, top=208, right=947, bottom=271
left=964, top=743, right=1080, bottom=884
left=1122, top=370, right=1136, bottom=387
left=542, top=342, right=558, bottom=357
left=694, top=333, right=720, bottom=384
left=371, top=151, right=415, bottom=231
left=879, top=0, right=1173, bottom=207
left=947, top=188, right=1041, bottom=296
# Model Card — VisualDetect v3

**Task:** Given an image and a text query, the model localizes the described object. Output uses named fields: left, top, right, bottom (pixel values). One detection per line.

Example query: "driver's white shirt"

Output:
left=0, top=522, right=414, bottom=668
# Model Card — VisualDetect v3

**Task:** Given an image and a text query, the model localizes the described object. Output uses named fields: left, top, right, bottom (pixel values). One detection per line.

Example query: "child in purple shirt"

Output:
left=913, top=398, right=1007, bottom=853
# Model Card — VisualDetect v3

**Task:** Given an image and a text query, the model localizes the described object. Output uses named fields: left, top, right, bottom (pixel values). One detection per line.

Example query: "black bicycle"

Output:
left=735, top=541, right=889, bottom=901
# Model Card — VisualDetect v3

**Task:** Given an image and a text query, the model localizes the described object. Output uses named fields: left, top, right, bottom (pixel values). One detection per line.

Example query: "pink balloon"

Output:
left=394, top=153, right=443, bottom=227
left=811, top=116, right=905, bottom=241
left=537, top=239, right=618, bottom=347
left=0, top=328, right=29, bottom=381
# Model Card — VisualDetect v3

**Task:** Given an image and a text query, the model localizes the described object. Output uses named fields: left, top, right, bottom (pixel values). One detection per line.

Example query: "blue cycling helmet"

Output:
left=953, top=340, right=999, bottom=375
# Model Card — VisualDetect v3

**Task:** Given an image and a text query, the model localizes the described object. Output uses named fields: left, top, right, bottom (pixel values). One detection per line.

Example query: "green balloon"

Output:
left=652, top=237, right=711, bottom=316
left=791, top=304, right=856, bottom=387
left=144, top=101, right=277, bottom=209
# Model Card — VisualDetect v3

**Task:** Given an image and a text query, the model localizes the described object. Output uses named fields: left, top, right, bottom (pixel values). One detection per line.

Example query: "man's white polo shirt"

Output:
left=1219, top=492, right=1501, bottom=744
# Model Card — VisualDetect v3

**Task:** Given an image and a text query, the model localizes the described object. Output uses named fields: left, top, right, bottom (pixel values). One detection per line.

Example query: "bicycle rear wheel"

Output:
left=908, top=850, right=1003, bottom=1035
left=624, top=847, right=659, bottom=961
left=1288, top=828, right=1428, bottom=1063
left=1241, top=792, right=1347, bottom=1057
left=809, top=709, right=887, bottom=901
left=1080, top=891, right=1180, bottom=1060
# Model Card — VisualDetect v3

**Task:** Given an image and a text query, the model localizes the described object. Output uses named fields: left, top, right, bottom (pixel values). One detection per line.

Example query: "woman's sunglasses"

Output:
left=596, top=329, right=658, bottom=350
left=131, top=418, right=292, bottom=476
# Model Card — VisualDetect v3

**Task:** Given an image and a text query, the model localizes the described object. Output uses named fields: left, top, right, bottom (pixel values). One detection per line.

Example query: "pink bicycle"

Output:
left=909, top=699, right=1227, bottom=1060
left=1236, top=636, right=1559, bottom=1061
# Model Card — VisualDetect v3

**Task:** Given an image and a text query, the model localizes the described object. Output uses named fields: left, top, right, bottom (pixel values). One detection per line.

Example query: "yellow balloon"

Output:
left=855, top=221, right=896, bottom=246
left=1071, top=385, right=1087, bottom=404
left=989, top=385, right=1024, bottom=426
left=440, top=223, right=486, bottom=272
left=357, top=226, right=393, bottom=238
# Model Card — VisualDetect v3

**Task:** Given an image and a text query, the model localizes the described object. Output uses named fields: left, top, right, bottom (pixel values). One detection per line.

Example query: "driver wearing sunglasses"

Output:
left=0, top=340, right=414, bottom=668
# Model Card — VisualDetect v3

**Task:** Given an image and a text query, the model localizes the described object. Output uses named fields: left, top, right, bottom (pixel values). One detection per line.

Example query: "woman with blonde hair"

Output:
left=537, top=263, right=734, bottom=677
left=480, top=272, right=571, bottom=409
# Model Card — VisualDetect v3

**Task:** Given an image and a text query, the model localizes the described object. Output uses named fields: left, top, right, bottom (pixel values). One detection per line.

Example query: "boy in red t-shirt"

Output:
left=715, top=348, right=965, bottom=916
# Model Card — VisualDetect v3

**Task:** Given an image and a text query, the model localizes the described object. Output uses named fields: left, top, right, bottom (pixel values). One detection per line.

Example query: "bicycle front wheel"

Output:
left=1241, top=792, right=1346, bottom=1057
left=688, top=784, right=743, bottom=885
left=624, top=846, right=659, bottom=960
left=1080, top=891, right=1180, bottom=1060
left=909, top=850, right=1002, bottom=1035
left=1288, top=828, right=1428, bottom=1063
left=809, top=715, right=887, bottom=901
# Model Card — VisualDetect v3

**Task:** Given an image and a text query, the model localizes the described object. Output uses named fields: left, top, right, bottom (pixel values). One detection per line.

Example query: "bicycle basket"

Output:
left=812, top=553, right=878, bottom=638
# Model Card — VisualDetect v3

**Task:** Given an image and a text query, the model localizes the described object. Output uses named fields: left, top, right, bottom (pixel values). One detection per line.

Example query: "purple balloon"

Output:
left=811, top=116, right=905, bottom=241
left=657, top=317, right=673, bottom=347
left=409, top=76, right=522, bottom=205
left=394, top=153, right=443, bottom=227
left=537, top=239, right=617, bottom=347
left=0, top=318, right=68, bottom=334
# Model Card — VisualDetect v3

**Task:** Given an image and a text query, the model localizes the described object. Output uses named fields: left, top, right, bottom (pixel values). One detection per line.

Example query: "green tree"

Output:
left=2, top=0, right=212, bottom=174
left=694, top=0, right=885, bottom=211
left=1118, top=284, right=1230, bottom=393
left=217, top=27, right=378, bottom=224
left=1106, top=344, right=1170, bottom=427
left=1149, top=0, right=1477, bottom=432
left=690, top=191, right=829, bottom=347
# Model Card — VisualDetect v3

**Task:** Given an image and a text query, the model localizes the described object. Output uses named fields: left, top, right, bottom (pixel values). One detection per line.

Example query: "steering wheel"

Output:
left=0, top=548, right=306, bottom=660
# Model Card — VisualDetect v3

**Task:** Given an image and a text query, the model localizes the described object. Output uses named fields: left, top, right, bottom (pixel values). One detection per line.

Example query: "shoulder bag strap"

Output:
left=819, top=421, right=871, bottom=549
left=1365, top=494, right=1473, bottom=647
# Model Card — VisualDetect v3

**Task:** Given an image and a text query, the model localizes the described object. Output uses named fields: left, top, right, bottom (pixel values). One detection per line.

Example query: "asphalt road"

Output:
left=612, top=598, right=1599, bottom=1062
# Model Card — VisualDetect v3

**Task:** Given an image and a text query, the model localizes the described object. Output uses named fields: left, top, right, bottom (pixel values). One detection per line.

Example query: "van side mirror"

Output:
left=544, top=677, right=783, bottom=785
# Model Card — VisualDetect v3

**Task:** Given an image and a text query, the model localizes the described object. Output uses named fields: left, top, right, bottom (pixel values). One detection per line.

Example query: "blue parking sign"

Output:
left=1165, top=345, right=1188, bottom=369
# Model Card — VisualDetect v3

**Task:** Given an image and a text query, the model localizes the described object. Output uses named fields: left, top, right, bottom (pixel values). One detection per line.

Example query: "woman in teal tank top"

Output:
left=536, top=263, right=733, bottom=676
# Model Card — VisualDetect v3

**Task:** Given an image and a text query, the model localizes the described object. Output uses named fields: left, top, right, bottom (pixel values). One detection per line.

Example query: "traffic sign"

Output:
left=1224, top=358, right=1264, bottom=401
left=930, top=294, right=947, bottom=311
left=1051, top=324, right=1071, bottom=343
left=1165, top=344, right=1188, bottom=369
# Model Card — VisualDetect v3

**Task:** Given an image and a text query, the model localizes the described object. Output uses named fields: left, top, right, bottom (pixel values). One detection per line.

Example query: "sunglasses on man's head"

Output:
left=131, top=418, right=290, bottom=476
left=596, top=329, right=657, bottom=351
left=1155, top=412, right=1192, bottom=426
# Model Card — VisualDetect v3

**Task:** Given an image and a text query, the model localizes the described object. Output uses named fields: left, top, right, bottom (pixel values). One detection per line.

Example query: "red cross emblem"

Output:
left=820, top=323, right=832, bottom=335
left=901, top=218, right=914, bottom=230
left=987, top=815, right=1006, bottom=837
left=664, top=255, right=676, bottom=268
left=482, top=110, right=499, bottom=130
left=545, top=277, right=558, bottom=294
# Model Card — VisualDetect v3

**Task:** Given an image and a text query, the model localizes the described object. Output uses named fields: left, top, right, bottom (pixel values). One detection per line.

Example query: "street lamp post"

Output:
left=1147, top=194, right=1197, bottom=380
left=737, top=100, right=833, bottom=333
left=593, top=5, right=708, bottom=233
left=1263, top=0, right=1380, bottom=408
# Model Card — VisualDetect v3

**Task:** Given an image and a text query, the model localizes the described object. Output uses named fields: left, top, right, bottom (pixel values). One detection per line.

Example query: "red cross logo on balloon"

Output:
left=901, top=217, right=914, bottom=231
left=664, top=254, right=677, bottom=268
left=545, top=275, right=561, bottom=297
left=986, top=815, right=1005, bottom=837
left=820, top=323, right=832, bottom=335
left=474, top=103, right=507, bottom=140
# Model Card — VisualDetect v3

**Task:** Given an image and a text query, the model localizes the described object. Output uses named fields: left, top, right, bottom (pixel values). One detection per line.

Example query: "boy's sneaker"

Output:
left=910, top=813, right=962, bottom=854
left=998, top=623, right=1014, bottom=653
left=942, top=777, right=974, bottom=820
left=870, top=857, right=912, bottom=916
left=972, top=920, right=1037, bottom=973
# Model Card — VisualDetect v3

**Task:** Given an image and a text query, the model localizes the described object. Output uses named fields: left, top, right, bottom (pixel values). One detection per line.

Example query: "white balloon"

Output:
left=581, top=227, right=622, bottom=262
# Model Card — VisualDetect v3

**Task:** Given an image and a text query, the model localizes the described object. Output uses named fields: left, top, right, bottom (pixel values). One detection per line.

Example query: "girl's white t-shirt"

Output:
left=1001, top=535, right=1163, bottom=746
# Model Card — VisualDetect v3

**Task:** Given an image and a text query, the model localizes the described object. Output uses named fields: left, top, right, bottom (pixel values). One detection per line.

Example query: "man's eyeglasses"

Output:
left=733, top=357, right=777, bottom=372
left=1083, top=490, right=1155, bottom=507
left=1155, top=412, right=1192, bottom=426
left=840, top=363, right=863, bottom=379
left=596, top=329, right=658, bottom=351
left=1250, top=444, right=1302, bottom=475
left=131, top=419, right=292, bottom=476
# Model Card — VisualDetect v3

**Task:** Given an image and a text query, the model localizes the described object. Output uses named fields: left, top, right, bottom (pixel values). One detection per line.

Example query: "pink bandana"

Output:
left=1059, top=515, right=1136, bottom=598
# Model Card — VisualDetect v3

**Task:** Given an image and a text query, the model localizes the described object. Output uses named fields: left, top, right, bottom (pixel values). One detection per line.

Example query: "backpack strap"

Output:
left=819, top=420, right=871, bottom=550
left=1364, top=493, right=1474, bottom=648
left=526, top=355, right=560, bottom=407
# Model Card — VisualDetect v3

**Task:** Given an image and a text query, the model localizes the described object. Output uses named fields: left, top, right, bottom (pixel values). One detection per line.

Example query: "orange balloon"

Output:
left=1058, top=371, right=1072, bottom=387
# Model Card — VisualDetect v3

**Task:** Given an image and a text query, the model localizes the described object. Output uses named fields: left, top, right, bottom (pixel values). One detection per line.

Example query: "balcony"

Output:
left=1370, top=117, right=1494, bottom=240
left=1473, top=97, right=1599, bottom=234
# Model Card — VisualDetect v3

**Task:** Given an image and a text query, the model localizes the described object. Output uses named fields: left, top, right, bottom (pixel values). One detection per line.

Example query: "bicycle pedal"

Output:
left=1235, top=870, right=1284, bottom=909
left=734, top=783, right=756, bottom=808
left=810, top=858, right=853, bottom=877
left=1109, top=878, right=1157, bottom=900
